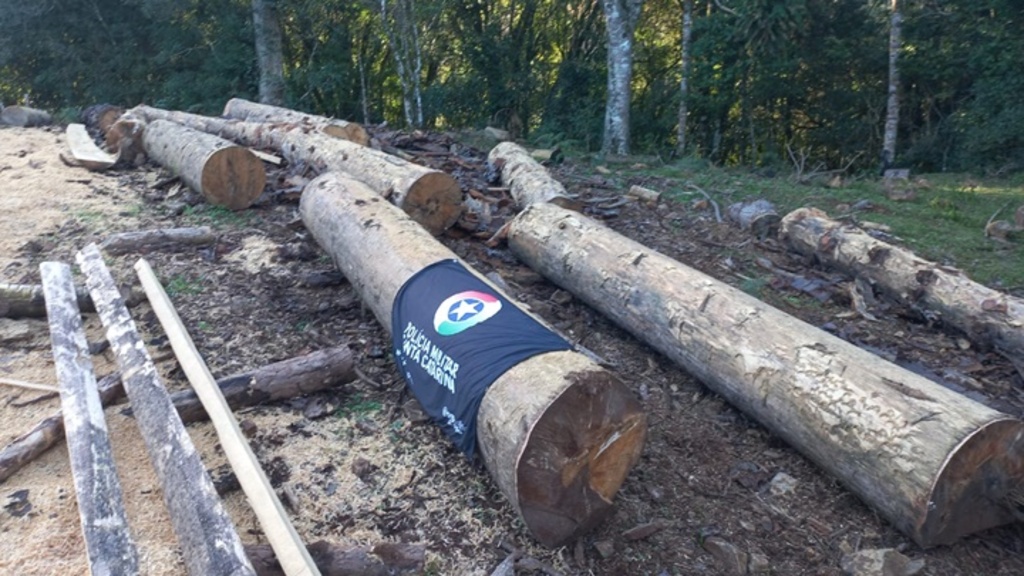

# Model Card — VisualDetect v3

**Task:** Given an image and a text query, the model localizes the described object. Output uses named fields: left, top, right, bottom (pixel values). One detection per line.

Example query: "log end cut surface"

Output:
left=200, top=146, right=267, bottom=210
left=480, top=352, right=647, bottom=547
left=920, top=418, right=1024, bottom=547
left=400, top=171, right=463, bottom=236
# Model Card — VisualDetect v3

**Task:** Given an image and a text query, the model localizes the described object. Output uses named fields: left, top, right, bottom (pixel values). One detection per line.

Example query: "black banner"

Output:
left=391, top=259, right=571, bottom=457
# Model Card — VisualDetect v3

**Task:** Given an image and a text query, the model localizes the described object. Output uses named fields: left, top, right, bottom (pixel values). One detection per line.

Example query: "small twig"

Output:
left=0, top=377, right=59, bottom=393
left=10, top=392, right=59, bottom=407
left=985, top=201, right=1012, bottom=234
left=688, top=184, right=722, bottom=223
left=353, top=366, right=384, bottom=390
left=714, top=0, right=738, bottom=15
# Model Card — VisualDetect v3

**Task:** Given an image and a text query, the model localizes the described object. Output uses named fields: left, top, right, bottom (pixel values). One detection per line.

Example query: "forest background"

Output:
left=1, top=0, right=1022, bottom=176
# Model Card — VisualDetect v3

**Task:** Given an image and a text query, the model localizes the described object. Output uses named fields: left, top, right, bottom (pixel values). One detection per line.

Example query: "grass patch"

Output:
left=338, top=394, right=382, bottom=418
left=610, top=160, right=1024, bottom=288
left=165, top=274, right=203, bottom=296
left=183, top=204, right=250, bottom=227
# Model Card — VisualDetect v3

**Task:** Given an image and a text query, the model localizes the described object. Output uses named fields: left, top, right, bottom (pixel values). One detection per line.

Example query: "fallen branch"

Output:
left=0, top=377, right=58, bottom=393
left=99, top=226, right=217, bottom=256
left=688, top=184, right=722, bottom=222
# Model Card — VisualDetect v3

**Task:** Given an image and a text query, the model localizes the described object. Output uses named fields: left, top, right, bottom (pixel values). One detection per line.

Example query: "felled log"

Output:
left=0, top=105, right=51, bottom=127
left=1, top=282, right=95, bottom=318
left=0, top=346, right=354, bottom=484
left=65, top=123, right=118, bottom=170
left=76, top=244, right=255, bottom=576
left=99, top=226, right=217, bottom=255
left=626, top=185, right=661, bottom=204
left=105, top=110, right=146, bottom=166
left=142, top=119, right=266, bottom=210
left=300, top=173, right=646, bottom=547
left=130, top=106, right=462, bottom=235
left=727, top=199, right=780, bottom=239
left=246, top=541, right=425, bottom=576
left=780, top=208, right=1024, bottom=365
left=40, top=262, right=139, bottom=574
left=223, top=98, right=369, bottom=146
left=487, top=142, right=578, bottom=209
left=506, top=202, right=1024, bottom=547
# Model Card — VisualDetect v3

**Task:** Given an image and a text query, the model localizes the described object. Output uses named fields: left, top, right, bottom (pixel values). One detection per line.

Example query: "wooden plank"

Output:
left=66, top=123, right=118, bottom=170
left=135, top=257, right=320, bottom=576
left=40, top=261, right=139, bottom=574
left=76, top=243, right=255, bottom=576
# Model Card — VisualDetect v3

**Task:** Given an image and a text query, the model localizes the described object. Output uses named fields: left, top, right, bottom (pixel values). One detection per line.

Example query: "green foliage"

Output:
left=0, top=0, right=1020, bottom=172
left=165, top=274, right=204, bottom=296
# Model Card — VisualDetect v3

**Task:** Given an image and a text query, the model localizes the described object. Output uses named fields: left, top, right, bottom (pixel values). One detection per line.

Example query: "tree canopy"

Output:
left=1, top=0, right=1021, bottom=173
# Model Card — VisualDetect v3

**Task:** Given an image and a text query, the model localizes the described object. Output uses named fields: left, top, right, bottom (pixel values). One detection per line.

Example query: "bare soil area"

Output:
left=1, top=124, right=1022, bottom=575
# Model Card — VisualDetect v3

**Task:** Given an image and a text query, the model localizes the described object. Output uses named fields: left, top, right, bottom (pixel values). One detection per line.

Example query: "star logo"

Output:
left=433, top=291, right=502, bottom=335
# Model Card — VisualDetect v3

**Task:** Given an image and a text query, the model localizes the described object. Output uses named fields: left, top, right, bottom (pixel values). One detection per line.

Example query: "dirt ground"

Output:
left=1, top=124, right=1022, bottom=575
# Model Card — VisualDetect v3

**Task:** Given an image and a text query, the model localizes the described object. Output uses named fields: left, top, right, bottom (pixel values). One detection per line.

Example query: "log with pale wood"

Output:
left=0, top=105, right=51, bottom=127
left=82, top=104, right=125, bottom=136
left=136, top=257, right=320, bottom=576
left=40, top=262, right=139, bottom=574
left=487, top=142, right=578, bottom=209
left=506, top=202, right=1024, bottom=547
left=77, top=243, right=256, bottom=576
left=99, top=226, right=217, bottom=255
left=300, top=172, right=646, bottom=547
left=223, top=98, right=370, bottom=146
left=626, top=184, right=661, bottom=204
left=1, top=282, right=95, bottom=318
left=727, top=198, right=780, bottom=239
left=65, top=123, right=118, bottom=170
left=0, top=346, right=354, bottom=484
left=105, top=109, right=146, bottom=166
left=142, top=119, right=266, bottom=210
left=780, top=208, right=1024, bottom=365
left=127, top=106, right=463, bottom=235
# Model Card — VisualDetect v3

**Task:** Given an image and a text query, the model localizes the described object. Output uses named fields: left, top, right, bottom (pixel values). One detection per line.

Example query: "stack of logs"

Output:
left=16, top=96, right=1023, bottom=574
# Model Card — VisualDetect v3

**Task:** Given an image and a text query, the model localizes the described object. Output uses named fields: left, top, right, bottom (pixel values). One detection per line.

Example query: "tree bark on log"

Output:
left=105, top=110, right=146, bottom=166
left=1, top=282, right=96, bottom=318
left=299, top=172, right=646, bottom=547
left=506, top=202, right=1024, bottom=547
left=40, top=262, right=139, bottom=574
left=142, top=119, right=266, bottom=210
left=130, top=106, right=461, bottom=235
left=81, top=104, right=125, bottom=136
left=0, top=346, right=354, bottom=484
left=780, top=208, right=1024, bottom=365
left=223, top=98, right=369, bottom=146
left=488, top=142, right=578, bottom=209
left=0, top=105, right=51, bottom=127
left=76, top=243, right=255, bottom=576
left=99, top=226, right=217, bottom=255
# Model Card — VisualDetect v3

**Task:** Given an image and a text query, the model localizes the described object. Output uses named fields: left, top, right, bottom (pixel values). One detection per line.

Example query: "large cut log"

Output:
left=66, top=123, right=118, bottom=170
left=300, top=172, right=646, bottom=547
left=129, top=106, right=462, bottom=235
left=1, top=105, right=51, bottom=127
left=40, top=262, right=139, bottom=574
left=506, top=202, right=1024, bottom=548
left=0, top=346, right=354, bottom=484
left=488, top=142, right=577, bottom=208
left=76, top=244, right=255, bottom=576
left=223, top=98, right=369, bottom=146
left=136, top=257, right=320, bottom=576
left=780, top=208, right=1024, bottom=365
left=142, top=119, right=266, bottom=210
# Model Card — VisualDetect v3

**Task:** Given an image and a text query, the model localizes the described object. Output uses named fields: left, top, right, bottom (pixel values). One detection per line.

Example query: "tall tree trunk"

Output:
left=676, top=0, right=693, bottom=156
left=380, top=0, right=423, bottom=127
left=600, top=0, right=644, bottom=156
left=252, top=0, right=286, bottom=106
left=881, top=0, right=901, bottom=171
